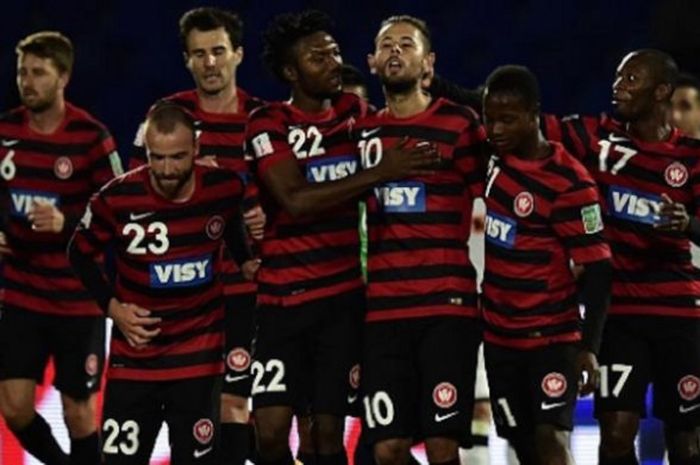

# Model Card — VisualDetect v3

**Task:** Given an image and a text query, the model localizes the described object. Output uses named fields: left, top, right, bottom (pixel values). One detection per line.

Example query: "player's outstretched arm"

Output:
left=260, top=138, right=439, bottom=219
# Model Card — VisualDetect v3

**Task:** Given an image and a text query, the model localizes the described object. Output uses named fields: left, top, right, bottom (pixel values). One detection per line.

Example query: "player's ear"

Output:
left=655, top=82, right=672, bottom=102
left=282, top=64, right=297, bottom=83
left=367, top=54, right=377, bottom=75
left=183, top=51, right=192, bottom=68
left=58, top=71, right=71, bottom=92
left=233, top=46, right=244, bottom=66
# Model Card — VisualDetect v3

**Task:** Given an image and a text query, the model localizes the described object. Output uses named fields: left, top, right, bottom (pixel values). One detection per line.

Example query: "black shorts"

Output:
left=222, top=292, right=256, bottom=397
left=251, top=290, right=364, bottom=416
left=485, top=342, right=579, bottom=439
left=361, top=317, right=481, bottom=445
left=594, top=316, right=700, bottom=428
left=101, top=376, right=221, bottom=465
left=0, top=308, right=105, bottom=399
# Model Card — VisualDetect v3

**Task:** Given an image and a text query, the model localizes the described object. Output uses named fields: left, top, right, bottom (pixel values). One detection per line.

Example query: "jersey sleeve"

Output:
left=71, top=189, right=117, bottom=258
left=454, top=115, right=488, bottom=198
left=245, top=107, right=296, bottom=179
left=541, top=113, right=602, bottom=163
left=550, top=182, right=611, bottom=265
left=88, top=127, right=123, bottom=189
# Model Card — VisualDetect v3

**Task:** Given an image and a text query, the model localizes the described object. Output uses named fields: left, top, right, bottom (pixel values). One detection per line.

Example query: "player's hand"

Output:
left=27, top=200, right=65, bottom=233
left=375, top=137, right=441, bottom=181
left=655, top=193, right=690, bottom=232
left=0, top=232, right=11, bottom=256
left=241, top=258, right=261, bottom=281
left=107, top=298, right=162, bottom=348
left=575, top=350, right=600, bottom=396
left=197, top=155, right=219, bottom=168
left=244, top=206, right=266, bottom=240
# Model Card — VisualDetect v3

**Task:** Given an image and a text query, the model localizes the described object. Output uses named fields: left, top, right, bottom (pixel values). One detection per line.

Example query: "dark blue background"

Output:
left=0, top=1, right=690, bottom=462
left=2, top=0, right=699, bottom=156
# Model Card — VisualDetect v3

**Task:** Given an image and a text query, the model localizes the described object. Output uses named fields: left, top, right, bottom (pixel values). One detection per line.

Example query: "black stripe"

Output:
left=65, top=120, right=103, bottom=133
left=485, top=319, right=580, bottom=339
left=198, top=122, right=246, bottom=133
left=367, top=291, right=476, bottom=311
left=482, top=294, right=578, bottom=317
left=377, top=125, right=460, bottom=145
left=3, top=275, right=93, bottom=300
left=258, top=265, right=361, bottom=296
left=485, top=244, right=551, bottom=265
left=560, top=234, right=606, bottom=248
left=368, top=211, right=463, bottom=226
left=6, top=258, right=77, bottom=278
left=611, top=295, right=699, bottom=308
left=483, top=270, right=547, bottom=292
left=370, top=238, right=466, bottom=254
left=276, top=215, right=359, bottom=237
left=264, top=245, right=358, bottom=269
left=200, top=145, right=244, bottom=158
left=117, top=272, right=221, bottom=299
left=498, top=163, right=558, bottom=202
left=613, top=268, right=700, bottom=284
left=368, top=264, right=476, bottom=282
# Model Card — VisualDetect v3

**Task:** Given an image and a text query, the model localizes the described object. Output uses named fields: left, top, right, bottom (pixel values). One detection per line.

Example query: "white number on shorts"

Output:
left=251, top=359, right=287, bottom=395
left=363, top=391, right=395, bottom=428
left=102, top=419, right=140, bottom=456
left=496, top=397, right=517, bottom=427
left=122, top=222, right=169, bottom=255
left=0, top=150, right=16, bottom=181
left=599, top=364, right=633, bottom=398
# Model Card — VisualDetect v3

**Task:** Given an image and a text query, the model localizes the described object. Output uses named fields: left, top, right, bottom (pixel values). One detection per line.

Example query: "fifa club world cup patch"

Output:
left=226, top=348, right=251, bottom=372
left=678, top=375, right=700, bottom=401
left=580, top=204, right=604, bottom=234
left=193, top=419, right=214, bottom=445
left=541, top=372, right=567, bottom=398
left=349, top=364, right=360, bottom=390
left=513, top=192, right=534, bottom=217
left=54, top=157, right=73, bottom=180
left=205, top=215, right=225, bottom=240
left=432, top=382, right=458, bottom=409
left=85, top=353, right=99, bottom=376
left=664, top=162, right=688, bottom=188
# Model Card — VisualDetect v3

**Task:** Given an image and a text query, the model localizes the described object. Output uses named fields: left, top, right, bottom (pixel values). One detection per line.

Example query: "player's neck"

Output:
left=27, top=97, right=66, bottom=134
left=197, top=81, right=238, bottom=114
left=150, top=174, right=196, bottom=203
left=514, top=133, right=550, bottom=160
left=626, top=107, right=672, bottom=142
left=289, top=90, right=331, bottom=114
left=384, top=86, right=431, bottom=118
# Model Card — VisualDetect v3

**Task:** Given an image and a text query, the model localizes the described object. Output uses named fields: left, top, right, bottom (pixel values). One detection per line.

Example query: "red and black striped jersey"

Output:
left=0, top=103, right=122, bottom=317
left=542, top=113, right=700, bottom=319
left=71, top=164, right=246, bottom=381
left=131, top=88, right=264, bottom=298
left=246, top=92, right=368, bottom=306
left=355, top=98, right=487, bottom=322
left=482, top=142, right=611, bottom=349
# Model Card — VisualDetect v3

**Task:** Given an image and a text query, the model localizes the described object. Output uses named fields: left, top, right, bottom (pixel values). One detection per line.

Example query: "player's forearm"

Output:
left=687, top=216, right=700, bottom=246
left=224, top=211, right=255, bottom=266
left=67, top=239, right=114, bottom=313
left=281, top=168, right=382, bottom=218
left=578, top=258, right=612, bottom=354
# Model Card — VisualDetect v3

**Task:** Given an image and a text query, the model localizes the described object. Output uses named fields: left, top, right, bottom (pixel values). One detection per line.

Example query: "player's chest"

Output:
left=286, top=121, right=357, bottom=183
left=585, top=134, right=694, bottom=222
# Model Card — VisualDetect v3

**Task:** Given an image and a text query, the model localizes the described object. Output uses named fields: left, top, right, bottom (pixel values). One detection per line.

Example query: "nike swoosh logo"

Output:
left=1, top=139, right=18, bottom=147
left=347, top=395, right=358, bottom=404
left=193, top=446, right=213, bottom=459
left=225, top=374, right=249, bottom=383
left=679, top=403, right=700, bottom=414
left=434, top=411, right=459, bottom=422
left=361, top=128, right=381, bottom=138
left=129, top=212, right=155, bottom=221
left=608, top=134, right=630, bottom=142
left=541, top=401, right=567, bottom=411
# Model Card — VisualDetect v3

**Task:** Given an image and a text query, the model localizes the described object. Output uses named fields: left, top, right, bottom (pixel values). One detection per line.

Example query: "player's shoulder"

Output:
left=433, top=97, right=481, bottom=124
left=197, top=162, right=244, bottom=187
left=0, top=106, right=25, bottom=126
left=332, top=91, right=367, bottom=117
left=547, top=141, right=597, bottom=191
left=64, top=102, right=110, bottom=132
left=238, top=87, right=266, bottom=114
left=160, top=90, right=198, bottom=112
left=98, top=165, right=148, bottom=198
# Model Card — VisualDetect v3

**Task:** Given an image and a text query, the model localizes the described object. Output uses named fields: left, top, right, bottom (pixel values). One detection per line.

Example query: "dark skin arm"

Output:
left=262, top=138, right=439, bottom=218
